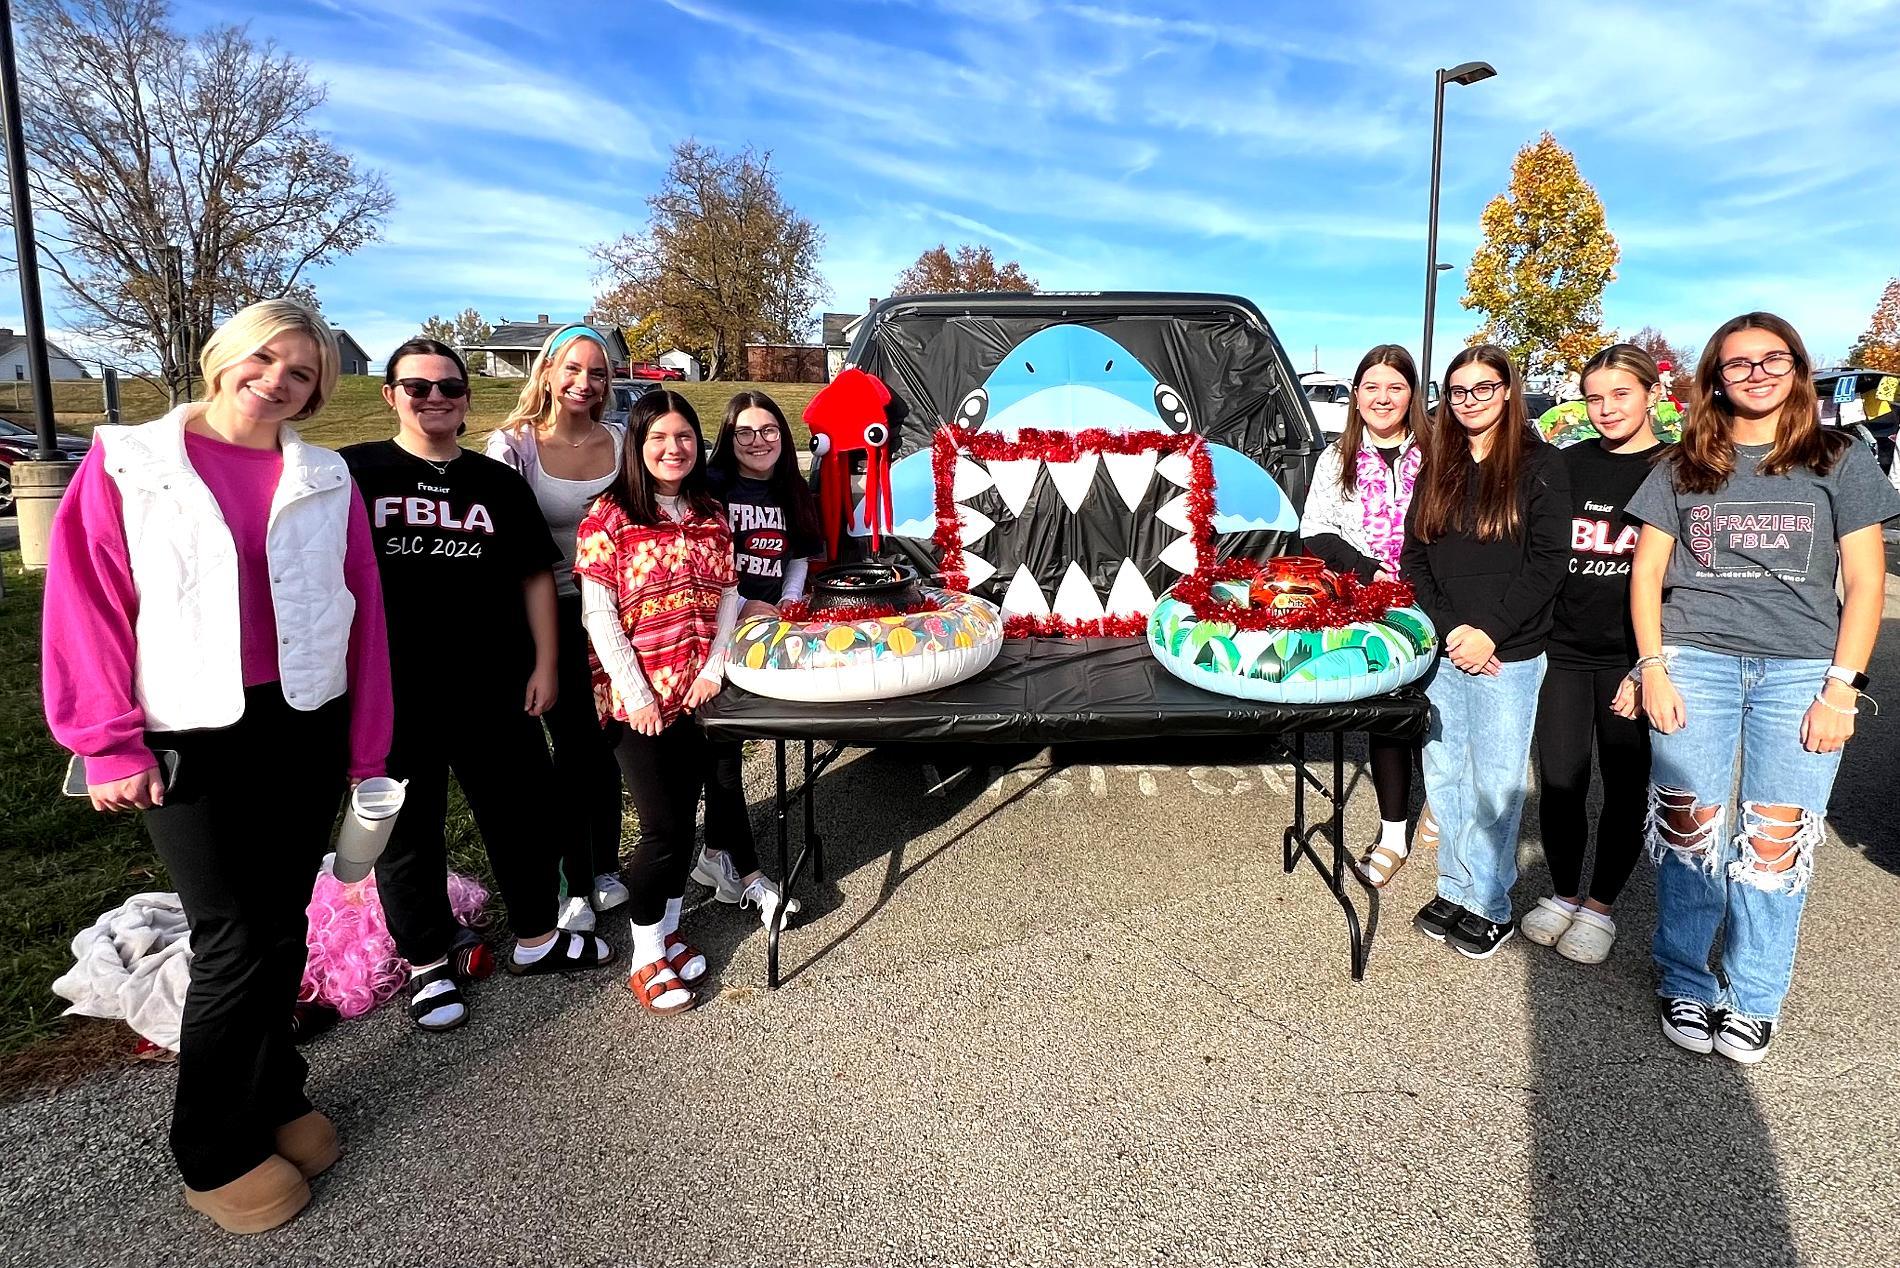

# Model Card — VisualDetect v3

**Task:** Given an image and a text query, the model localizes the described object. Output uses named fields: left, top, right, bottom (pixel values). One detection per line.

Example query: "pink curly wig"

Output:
left=301, top=859, right=489, bottom=1019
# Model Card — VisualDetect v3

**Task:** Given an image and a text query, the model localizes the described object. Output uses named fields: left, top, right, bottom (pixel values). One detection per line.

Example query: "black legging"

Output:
left=1534, top=665, right=1649, bottom=905
left=613, top=716, right=708, bottom=925
left=546, top=593, right=625, bottom=893
left=706, top=740, right=759, bottom=876
left=1369, top=735, right=1415, bottom=823
left=376, top=687, right=563, bottom=961
left=143, top=687, right=348, bottom=1191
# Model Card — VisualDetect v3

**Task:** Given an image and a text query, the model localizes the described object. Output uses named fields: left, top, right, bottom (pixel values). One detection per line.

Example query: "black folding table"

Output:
left=698, top=637, right=1430, bottom=988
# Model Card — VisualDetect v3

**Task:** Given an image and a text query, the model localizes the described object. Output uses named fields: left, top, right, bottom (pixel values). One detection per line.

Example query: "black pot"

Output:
left=808, top=562, right=923, bottom=612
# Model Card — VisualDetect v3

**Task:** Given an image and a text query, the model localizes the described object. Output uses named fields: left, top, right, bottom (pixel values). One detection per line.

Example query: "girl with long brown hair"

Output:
left=1299, top=344, right=1428, bottom=885
left=1620, top=312, right=1897, bottom=1063
left=1400, top=344, right=1571, bottom=960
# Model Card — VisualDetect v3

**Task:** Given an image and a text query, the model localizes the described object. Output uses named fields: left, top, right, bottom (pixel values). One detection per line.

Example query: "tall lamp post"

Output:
left=1421, top=60, right=1496, bottom=390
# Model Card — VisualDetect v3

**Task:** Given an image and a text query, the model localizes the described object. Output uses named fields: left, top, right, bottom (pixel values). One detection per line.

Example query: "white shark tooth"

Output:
left=1155, top=493, right=1194, bottom=532
left=1103, top=451, right=1158, bottom=512
left=1000, top=563, right=1051, bottom=618
left=957, top=506, right=995, bottom=545
left=960, top=552, right=997, bottom=589
left=1051, top=560, right=1105, bottom=622
left=1043, top=453, right=1099, bottom=514
left=1156, top=452, right=1194, bottom=488
left=1159, top=535, right=1201, bottom=573
left=952, top=456, right=994, bottom=500
left=1104, top=558, right=1156, bottom=617
left=987, top=458, right=1039, bottom=518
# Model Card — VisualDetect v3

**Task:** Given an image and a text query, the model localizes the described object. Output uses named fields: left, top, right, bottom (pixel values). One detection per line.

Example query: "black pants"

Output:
left=546, top=593, right=626, bottom=893
left=376, top=689, right=561, bottom=961
left=612, top=717, right=709, bottom=925
left=1534, top=664, right=1650, bottom=905
left=143, top=687, right=348, bottom=1191
left=1368, top=735, right=1416, bottom=824
left=706, top=741, right=759, bottom=875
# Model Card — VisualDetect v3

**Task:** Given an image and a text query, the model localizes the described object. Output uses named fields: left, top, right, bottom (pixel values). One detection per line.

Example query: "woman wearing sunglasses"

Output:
left=1619, top=312, right=1898, bottom=1063
left=487, top=325, right=630, bottom=936
left=343, top=338, right=612, bottom=1033
left=1401, top=344, right=1570, bottom=960
left=688, top=390, right=824, bottom=926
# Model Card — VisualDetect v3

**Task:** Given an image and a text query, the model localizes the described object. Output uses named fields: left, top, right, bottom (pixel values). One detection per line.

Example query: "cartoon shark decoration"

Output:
left=858, top=324, right=1298, bottom=622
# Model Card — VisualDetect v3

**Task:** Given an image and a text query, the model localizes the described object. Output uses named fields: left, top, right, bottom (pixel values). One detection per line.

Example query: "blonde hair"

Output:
left=500, top=324, right=613, bottom=433
left=198, top=299, right=340, bottom=421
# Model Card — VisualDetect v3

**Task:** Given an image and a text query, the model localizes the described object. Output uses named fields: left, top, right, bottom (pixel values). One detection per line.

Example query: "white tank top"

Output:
left=527, top=428, right=624, bottom=597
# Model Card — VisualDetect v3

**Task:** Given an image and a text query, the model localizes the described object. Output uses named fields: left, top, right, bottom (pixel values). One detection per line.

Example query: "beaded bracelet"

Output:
left=1625, top=653, right=1669, bottom=684
left=1813, top=692, right=1858, bottom=717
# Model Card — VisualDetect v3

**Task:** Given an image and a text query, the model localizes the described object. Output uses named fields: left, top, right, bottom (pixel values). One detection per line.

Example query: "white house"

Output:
left=463, top=316, right=632, bottom=378
left=0, top=328, right=91, bottom=381
left=657, top=348, right=701, bottom=380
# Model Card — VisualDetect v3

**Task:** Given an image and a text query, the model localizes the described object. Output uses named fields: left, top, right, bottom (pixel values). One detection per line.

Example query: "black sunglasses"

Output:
left=394, top=377, right=469, bottom=400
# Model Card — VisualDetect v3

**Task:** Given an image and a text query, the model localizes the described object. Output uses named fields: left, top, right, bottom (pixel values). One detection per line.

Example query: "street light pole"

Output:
left=1421, top=60, right=1496, bottom=391
left=0, top=0, right=57, bottom=461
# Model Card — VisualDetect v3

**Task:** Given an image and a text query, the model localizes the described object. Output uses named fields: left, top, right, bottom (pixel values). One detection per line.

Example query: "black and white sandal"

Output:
left=408, top=962, right=468, bottom=1032
left=505, top=930, right=615, bottom=976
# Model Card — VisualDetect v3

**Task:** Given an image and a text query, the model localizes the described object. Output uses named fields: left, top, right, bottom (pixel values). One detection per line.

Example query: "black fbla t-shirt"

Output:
left=1547, top=441, right=1669, bottom=670
left=721, top=475, right=821, bottom=603
left=341, top=441, right=561, bottom=692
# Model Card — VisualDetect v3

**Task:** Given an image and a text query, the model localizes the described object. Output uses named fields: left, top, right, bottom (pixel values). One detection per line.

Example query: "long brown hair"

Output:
left=1672, top=311, right=1841, bottom=495
left=602, top=390, right=722, bottom=527
left=1411, top=344, right=1535, bottom=542
left=1334, top=344, right=1428, bottom=496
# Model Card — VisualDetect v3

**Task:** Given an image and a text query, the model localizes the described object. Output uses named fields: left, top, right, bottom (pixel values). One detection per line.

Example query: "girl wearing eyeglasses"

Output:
left=1401, top=345, right=1571, bottom=960
left=486, top=325, right=630, bottom=937
left=1298, top=345, right=1428, bottom=887
left=343, top=338, right=612, bottom=1032
left=1619, top=312, right=1898, bottom=1063
left=688, top=391, right=825, bottom=927
left=1520, top=343, right=1670, bottom=966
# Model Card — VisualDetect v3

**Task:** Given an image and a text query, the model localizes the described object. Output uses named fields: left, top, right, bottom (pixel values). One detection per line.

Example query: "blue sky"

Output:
left=19, top=0, right=1900, bottom=380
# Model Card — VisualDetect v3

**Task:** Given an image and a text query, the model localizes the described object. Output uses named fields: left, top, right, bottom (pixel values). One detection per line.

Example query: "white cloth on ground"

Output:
left=50, top=891, right=192, bottom=1051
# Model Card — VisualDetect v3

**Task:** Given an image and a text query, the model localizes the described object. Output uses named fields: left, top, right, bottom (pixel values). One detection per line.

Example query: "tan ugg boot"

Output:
left=274, top=1111, right=341, bottom=1179
left=183, top=1155, right=311, bottom=1234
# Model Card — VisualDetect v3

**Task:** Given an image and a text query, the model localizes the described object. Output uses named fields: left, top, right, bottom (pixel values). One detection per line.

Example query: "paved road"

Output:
left=3, top=613, right=1898, bottom=1267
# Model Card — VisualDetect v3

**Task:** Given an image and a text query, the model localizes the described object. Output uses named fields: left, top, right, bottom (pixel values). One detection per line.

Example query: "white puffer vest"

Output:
left=96, top=408, right=358, bottom=732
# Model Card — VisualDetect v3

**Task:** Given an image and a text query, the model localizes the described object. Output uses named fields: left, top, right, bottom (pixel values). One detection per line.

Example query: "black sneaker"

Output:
left=1414, top=897, right=1468, bottom=942
left=1713, top=1013, right=1776, bottom=1064
left=1446, top=911, right=1516, bottom=959
left=1660, top=997, right=1715, bottom=1054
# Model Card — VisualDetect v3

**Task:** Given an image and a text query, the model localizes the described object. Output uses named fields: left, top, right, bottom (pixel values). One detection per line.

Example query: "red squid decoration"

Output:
left=803, top=368, right=896, bottom=557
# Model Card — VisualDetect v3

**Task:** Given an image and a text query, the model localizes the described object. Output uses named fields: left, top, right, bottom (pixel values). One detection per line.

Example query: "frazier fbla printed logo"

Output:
left=1686, top=500, right=1816, bottom=576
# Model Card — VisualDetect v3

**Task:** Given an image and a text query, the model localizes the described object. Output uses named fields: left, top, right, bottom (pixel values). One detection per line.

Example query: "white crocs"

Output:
left=1519, top=896, right=1578, bottom=947
left=1555, top=907, right=1616, bottom=964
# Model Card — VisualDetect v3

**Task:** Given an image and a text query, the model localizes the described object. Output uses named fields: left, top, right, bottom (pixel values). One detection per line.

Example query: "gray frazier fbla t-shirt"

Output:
left=1625, top=440, right=1900, bottom=660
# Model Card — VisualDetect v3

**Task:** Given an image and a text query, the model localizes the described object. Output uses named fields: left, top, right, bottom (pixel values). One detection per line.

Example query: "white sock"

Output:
left=662, top=896, right=684, bottom=939
left=512, top=935, right=555, bottom=965
left=632, top=918, right=667, bottom=969
left=409, top=960, right=463, bottom=1027
left=1552, top=896, right=1582, bottom=913
left=1379, top=819, right=1409, bottom=854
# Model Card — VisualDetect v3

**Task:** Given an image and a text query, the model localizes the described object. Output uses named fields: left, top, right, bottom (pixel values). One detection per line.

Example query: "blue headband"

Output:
left=545, top=324, right=612, bottom=358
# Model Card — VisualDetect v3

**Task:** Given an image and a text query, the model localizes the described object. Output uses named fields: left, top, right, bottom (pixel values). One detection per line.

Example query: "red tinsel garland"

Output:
left=773, top=598, right=934, bottom=624
left=1001, top=613, right=1151, bottom=639
left=1169, top=556, right=1419, bottom=633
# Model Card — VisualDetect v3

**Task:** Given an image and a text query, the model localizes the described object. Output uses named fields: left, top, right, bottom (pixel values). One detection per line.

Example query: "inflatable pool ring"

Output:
left=1148, top=556, right=1438, bottom=704
left=724, top=563, right=1003, bottom=702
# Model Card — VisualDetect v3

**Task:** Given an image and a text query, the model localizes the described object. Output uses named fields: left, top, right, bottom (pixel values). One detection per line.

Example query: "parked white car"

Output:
left=1300, top=373, right=1351, bottom=436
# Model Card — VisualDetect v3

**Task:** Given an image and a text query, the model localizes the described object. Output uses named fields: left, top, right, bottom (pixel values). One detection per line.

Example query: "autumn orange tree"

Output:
left=1847, top=278, right=1900, bottom=372
left=894, top=243, right=1036, bottom=294
left=1461, top=132, right=1620, bottom=378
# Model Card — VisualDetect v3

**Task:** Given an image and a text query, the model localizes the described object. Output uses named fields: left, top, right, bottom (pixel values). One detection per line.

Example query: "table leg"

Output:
left=1281, top=730, right=1380, bottom=981
left=805, top=739, right=826, bottom=884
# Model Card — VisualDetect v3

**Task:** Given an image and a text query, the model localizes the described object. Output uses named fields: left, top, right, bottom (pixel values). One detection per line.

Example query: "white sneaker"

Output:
left=591, top=873, right=630, bottom=912
left=740, top=876, right=801, bottom=930
left=556, top=895, right=596, bottom=933
left=691, top=849, right=744, bottom=903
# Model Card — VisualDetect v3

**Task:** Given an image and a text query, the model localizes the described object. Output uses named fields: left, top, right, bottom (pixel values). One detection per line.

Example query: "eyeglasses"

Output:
left=1718, top=352, right=1795, bottom=384
left=1445, top=380, right=1505, bottom=405
left=395, top=378, right=469, bottom=400
left=734, top=425, right=780, bottom=443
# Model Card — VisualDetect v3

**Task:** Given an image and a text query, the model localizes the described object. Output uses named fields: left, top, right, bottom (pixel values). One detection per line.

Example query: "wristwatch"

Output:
left=1825, top=665, right=1871, bottom=692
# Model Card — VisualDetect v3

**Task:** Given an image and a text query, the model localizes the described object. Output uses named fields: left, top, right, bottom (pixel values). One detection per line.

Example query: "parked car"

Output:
left=627, top=363, right=685, bottom=382
left=0, top=425, right=87, bottom=516
left=1299, top=374, right=1351, bottom=436
left=0, top=418, right=91, bottom=457
left=1815, top=368, right=1899, bottom=474
left=604, top=379, right=659, bottom=430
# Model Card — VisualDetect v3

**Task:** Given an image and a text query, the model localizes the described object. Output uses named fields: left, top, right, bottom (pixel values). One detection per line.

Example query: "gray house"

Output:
left=330, top=327, right=372, bottom=376
left=463, top=316, right=631, bottom=378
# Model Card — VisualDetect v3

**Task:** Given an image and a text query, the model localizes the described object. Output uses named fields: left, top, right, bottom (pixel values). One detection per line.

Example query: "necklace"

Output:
left=411, top=450, right=456, bottom=475
left=542, top=419, right=597, bottom=448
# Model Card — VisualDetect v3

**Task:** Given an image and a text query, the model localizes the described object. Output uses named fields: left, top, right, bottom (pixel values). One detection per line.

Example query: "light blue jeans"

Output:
left=1422, top=654, right=1547, bottom=925
left=1648, top=645, right=1841, bottom=1022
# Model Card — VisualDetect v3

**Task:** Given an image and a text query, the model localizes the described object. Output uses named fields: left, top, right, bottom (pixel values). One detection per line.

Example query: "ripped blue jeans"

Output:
left=1647, top=645, right=1840, bottom=1022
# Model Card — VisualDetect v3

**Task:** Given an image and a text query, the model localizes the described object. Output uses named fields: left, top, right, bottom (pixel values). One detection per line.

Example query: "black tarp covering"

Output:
left=698, top=638, right=1428, bottom=744
left=845, top=296, right=1321, bottom=593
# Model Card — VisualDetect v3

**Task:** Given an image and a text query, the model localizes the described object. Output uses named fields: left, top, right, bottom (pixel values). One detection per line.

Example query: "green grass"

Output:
left=0, top=551, right=500, bottom=1069
left=4, top=377, right=822, bottom=451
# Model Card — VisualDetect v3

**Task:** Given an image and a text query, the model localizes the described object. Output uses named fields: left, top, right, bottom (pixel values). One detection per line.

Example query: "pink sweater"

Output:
left=41, top=434, right=394, bottom=783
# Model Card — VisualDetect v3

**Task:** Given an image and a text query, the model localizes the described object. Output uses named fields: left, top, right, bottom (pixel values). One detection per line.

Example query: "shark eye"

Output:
left=956, top=387, right=988, bottom=430
left=864, top=422, right=889, bottom=447
left=811, top=434, right=832, bottom=456
left=1154, top=383, right=1191, bottom=432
